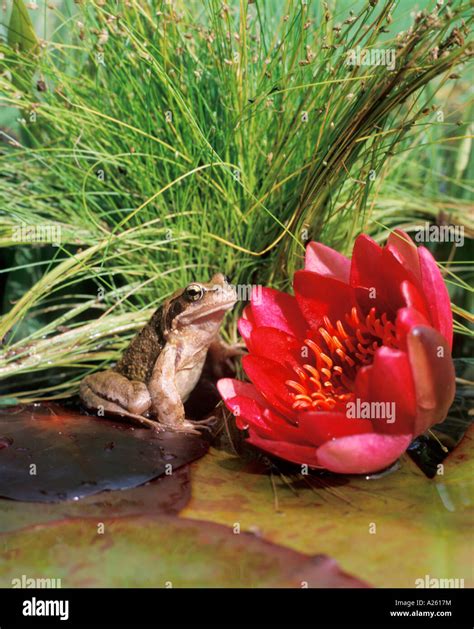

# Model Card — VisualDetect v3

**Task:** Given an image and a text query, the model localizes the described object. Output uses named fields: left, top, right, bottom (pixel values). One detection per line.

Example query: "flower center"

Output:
left=286, top=307, right=398, bottom=412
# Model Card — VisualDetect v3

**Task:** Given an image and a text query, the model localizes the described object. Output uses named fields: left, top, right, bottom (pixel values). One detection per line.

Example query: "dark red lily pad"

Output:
left=0, top=404, right=208, bottom=502
left=0, top=465, right=191, bottom=533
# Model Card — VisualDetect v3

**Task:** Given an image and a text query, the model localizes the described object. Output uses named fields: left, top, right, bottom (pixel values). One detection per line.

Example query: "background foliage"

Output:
left=0, top=0, right=472, bottom=402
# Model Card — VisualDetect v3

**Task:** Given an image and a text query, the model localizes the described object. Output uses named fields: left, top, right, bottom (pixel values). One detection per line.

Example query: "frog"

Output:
left=79, top=273, right=238, bottom=433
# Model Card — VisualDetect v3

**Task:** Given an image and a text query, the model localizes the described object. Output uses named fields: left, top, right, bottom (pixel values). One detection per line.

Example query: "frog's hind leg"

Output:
left=80, top=370, right=158, bottom=430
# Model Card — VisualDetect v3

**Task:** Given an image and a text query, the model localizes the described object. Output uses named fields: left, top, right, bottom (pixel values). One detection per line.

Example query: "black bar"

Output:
left=0, top=588, right=471, bottom=625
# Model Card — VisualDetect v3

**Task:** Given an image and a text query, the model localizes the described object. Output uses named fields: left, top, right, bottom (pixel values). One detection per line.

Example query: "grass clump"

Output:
left=0, top=0, right=472, bottom=401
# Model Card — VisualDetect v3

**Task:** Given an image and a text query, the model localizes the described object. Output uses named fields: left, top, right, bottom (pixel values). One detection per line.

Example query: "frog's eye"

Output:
left=185, top=284, right=204, bottom=301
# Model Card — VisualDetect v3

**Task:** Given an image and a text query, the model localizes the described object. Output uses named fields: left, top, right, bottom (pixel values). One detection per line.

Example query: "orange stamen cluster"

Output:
left=286, top=307, right=398, bottom=412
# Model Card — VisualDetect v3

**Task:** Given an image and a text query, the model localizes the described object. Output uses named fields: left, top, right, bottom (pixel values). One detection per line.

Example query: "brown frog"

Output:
left=80, top=273, right=237, bottom=433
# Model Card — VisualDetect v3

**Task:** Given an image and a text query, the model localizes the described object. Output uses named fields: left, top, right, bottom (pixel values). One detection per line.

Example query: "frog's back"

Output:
left=114, top=307, right=165, bottom=383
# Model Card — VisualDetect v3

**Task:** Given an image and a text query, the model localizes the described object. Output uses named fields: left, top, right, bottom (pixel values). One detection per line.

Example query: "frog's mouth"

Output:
left=186, top=300, right=235, bottom=324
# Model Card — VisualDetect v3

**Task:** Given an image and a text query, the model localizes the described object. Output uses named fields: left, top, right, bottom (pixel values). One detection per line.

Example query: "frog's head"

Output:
left=164, top=273, right=237, bottom=336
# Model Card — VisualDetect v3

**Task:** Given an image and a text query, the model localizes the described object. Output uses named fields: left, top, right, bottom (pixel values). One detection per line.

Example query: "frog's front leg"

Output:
left=148, top=344, right=202, bottom=434
left=80, top=370, right=158, bottom=430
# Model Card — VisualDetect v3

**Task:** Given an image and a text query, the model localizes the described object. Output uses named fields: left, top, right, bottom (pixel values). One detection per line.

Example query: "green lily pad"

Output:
left=0, top=514, right=368, bottom=588
left=180, top=427, right=474, bottom=588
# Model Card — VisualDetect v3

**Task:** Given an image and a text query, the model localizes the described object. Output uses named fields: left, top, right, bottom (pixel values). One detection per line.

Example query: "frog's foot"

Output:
left=160, top=417, right=217, bottom=435
left=159, top=420, right=200, bottom=435
left=210, top=338, right=246, bottom=360
left=191, top=414, right=220, bottom=432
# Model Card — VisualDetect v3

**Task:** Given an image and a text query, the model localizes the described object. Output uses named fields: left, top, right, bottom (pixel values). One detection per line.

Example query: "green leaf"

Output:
left=0, top=514, right=367, bottom=587
left=7, top=0, right=38, bottom=54
left=180, top=429, right=474, bottom=588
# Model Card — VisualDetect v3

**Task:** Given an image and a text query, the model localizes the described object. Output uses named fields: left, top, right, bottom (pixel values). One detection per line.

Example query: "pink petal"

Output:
left=305, top=242, right=350, bottom=283
left=228, top=396, right=272, bottom=435
left=395, top=307, right=430, bottom=349
left=354, top=365, right=371, bottom=399
left=241, top=304, right=256, bottom=325
left=399, top=280, right=430, bottom=321
left=249, top=326, right=303, bottom=370
left=217, top=378, right=266, bottom=406
left=246, top=429, right=320, bottom=467
left=350, top=234, right=383, bottom=289
left=237, top=317, right=254, bottom=350
left=387, top=229, right=421, bottom=281
left=217, top=379, right=268, bottom=433
left=406, top=325, right=456, bottom=436
left=355, top=347, right=417, bottom=436
left=242, top=355, right=297, bottom=420
left=316, top=432, right=413, bottom=474
left=262, top=407, right=313, bottom=444
left=418, top=247, right=453, bottom=349
left=217, top=379, right=303, bottom=441
left=249, top=287, right=307, bottom=339
left=294, top=270, right=353, bottom=329
left=297, top=410, right=374, bottom=446
left=350, top=234, right=415, bottom=315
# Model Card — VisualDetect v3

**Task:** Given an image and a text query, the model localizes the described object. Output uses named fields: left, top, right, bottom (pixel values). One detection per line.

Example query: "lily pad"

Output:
left=0, top=465, right=191, bottom=533
left=180, top=426, right=474, bottom=588
left=0, top=514, right=368, bottom=588
left=0, top=404, right=208, bottom=502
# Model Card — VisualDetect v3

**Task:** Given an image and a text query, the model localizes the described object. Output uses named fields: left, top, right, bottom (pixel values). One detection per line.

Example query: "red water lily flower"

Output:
left=218, top=231, right=455, bottom=474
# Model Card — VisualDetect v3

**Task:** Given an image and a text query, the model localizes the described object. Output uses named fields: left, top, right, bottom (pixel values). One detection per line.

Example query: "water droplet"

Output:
left=436, top=483, right=456, bottom=512
left=162, top=452, right=176, bottom=461
left=364, top=460, right=400, bottom=479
